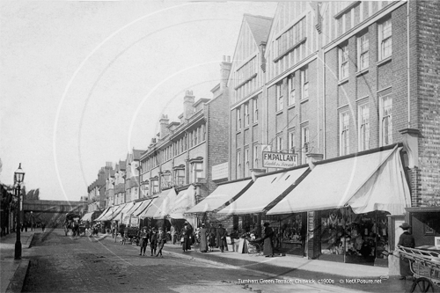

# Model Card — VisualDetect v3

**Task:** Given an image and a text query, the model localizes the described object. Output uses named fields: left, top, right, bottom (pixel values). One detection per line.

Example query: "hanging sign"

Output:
left=262, top=151, right=297, bottom=168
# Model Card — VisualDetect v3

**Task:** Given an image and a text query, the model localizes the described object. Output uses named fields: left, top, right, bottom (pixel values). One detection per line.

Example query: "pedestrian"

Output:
left=263, top=222, right=275, bottom=257
left=230, top=227, right=240, bottom=252
left=150, top=228, right=158, bottom=256
left=139, top=227, right=149, bottom=256
left=216, top=224, right=227, bottom=253
left=398, top=222, right=415, bottom=280
left=156, top=227, right=167, bottom=257
left=170, top=225, right=177, bottom=245
left=182, top=223, right=193, bottom=252
left=208, top=224, right=217, bottom=252
left=199, top=223, right=208, bottom=253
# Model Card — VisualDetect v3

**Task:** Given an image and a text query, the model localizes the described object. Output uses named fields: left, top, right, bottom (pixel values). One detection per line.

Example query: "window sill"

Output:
left=355, top=68, right=369, bottom=77
left=253, top=121, right=259, bottom=126
left=236, top=130, right=242, bottom=135
left=338, top=78, right=349, bottom=85
left=300, top=98, right=309, bottom=104
left=276, top=110, right=284, bottom=115
left=288, top=104, right=296, bottom=110
left=377, top=57, right=392, bottom=67
left=244, top=126, right=250, bottom=131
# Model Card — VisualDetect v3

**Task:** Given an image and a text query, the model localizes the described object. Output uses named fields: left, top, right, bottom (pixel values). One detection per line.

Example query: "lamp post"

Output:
left=14, top=163, right=25, bottom=260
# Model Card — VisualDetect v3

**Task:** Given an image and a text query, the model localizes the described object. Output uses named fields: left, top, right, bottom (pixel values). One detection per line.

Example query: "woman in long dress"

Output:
left=199, top=224, right=208, bottom=252
left=208, top=225, right=217, bottom=252
left=263, top=222, right=274, bottom=257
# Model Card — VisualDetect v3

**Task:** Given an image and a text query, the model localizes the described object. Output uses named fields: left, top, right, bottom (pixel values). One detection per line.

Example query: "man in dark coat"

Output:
left=216, top=224, right=227, bottom=252
left=263, top=222, right=274, bottom=257
left=398, top=222, right=415, bottom=280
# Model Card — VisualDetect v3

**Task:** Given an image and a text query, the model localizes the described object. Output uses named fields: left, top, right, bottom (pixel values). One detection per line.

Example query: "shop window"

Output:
left=358, top=103, right=370, bottom=151
left=339, top=111, right=350, bottom=156
left=380, top=96, right=392, bottom=146
left=357, top=33, right=369, bottom=71
left=277, top=213, right=306, bottom=256
left=378, top=18, right=392, bottom=61
left=339, top=44, right=349, bottom=80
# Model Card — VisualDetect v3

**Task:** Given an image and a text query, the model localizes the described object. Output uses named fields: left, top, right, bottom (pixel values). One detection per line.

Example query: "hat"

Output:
left=400, top=223, right=411, bottom=230
left=263, top=222, right=270, bottom=226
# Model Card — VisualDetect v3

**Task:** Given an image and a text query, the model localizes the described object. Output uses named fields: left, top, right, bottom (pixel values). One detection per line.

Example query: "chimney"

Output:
left=159, top=114, right=169, bottom=139
left=259, top=42, right=267, bottom=72
left=220, top=55, right=232, bottom=90
left=183, top=90, right=195, bottom=119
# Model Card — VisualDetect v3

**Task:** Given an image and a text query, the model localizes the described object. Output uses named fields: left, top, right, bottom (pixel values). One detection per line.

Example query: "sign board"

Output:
left=262, top=151, right=297, bottom=168
left=212, top=162, right=228, bottom=180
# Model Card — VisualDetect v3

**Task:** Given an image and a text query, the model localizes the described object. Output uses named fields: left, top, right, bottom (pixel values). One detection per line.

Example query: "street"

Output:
left=21, top=230, right=354, bottom=293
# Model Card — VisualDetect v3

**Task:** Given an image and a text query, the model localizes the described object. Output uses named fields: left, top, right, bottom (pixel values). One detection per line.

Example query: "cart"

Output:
left=397, top=245, right=440, bottom=292
left=122, top=227, right=140, bottom=245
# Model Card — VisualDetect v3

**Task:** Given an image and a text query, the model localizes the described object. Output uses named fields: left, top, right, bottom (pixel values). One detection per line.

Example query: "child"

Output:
left=156, top=227, right=167, bottom=257
left=150, top=228, right=158, bottom=256
left=139, top=227, right=149, bottom=256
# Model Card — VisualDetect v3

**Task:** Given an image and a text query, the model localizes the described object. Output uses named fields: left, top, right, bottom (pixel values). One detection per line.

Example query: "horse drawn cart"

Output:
left=122, top=226, right=140, bottom=245
left=397, top=245, right=440, bottom=292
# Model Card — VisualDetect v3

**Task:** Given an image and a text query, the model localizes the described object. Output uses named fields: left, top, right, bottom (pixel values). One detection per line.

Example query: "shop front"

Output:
left=267, top=145, right=411, bottom=267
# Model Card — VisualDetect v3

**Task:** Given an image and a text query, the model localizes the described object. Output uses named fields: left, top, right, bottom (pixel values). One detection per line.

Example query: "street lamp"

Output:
left=14, top=163, right=25, bottom=260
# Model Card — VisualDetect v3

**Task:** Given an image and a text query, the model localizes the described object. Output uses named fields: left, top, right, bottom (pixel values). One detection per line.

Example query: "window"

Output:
left=358, top=104, right=370, bottom=151
left=276, top=83, right=283, bottom=112
left=277, top=136, right=283, bottom=152
left=288, top=74, right=296, bottom=106
left=379, top=18, right=392, bottom=60
left=152, top=178, right=159, bottom=194
left=237, top=108, right=241, bottom=131
left=340, top=112, right=350, bottom=155
left=301, top=126, right=309, bottom=164
left=357, top=34, right=369, bottom=71
left=288, top=131, right=296, bottom=153
left=161, top=172, right=172, bottom=189
left=380, top=96, right=392, bottom=146
left=253, top=144, right=259, bottom=168
left=174, top=169, right=185, bottom=186
left=253, top=98, right=258, bottom=123
left=236, top=150, right=242, bottom=179
left=191, top=162, right=204, bottom=183
left=244, top=148, right=250, bottom=177
left=301, top=67, right=309, bottom=100
left=244, top=103, right=250, bottom=127
left=201, top=124, right=206, bottom=141
left=339, top=44, right=349, bottom=80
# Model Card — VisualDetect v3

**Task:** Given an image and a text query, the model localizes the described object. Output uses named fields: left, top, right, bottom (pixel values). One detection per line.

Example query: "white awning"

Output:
left=267, top=147, right=411, bottom=215
left=168, top=185, right=196, bottom=219
left=113, top=202, right=137, bottom=222
left=187, top=179, right=253, bottom=213
left=81, top=212, right=94, bottom=222
left=139, top=188, right=177, bottom=219
left=121, top=200, right=150, bottom=224
left=99, top=204, right=125, bottom=221
left=216, top=167, right=309, bottom=215
left=94, top=207, right=111, bottom=221
left=132, top=199, right=153, bottom=217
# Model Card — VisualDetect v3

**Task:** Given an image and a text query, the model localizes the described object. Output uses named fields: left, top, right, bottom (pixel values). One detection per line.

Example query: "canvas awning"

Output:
left=187, top=179, right=253, bottom=213
left=132, top=199, right=153, bottom=217
left=168, top=185, right=196, bottom=219
left=112, top=202, right=136, bottom=222
left=267, top=146, right=411, bottom=216
left=216, top=167, right=309, bottom=215
left=139, top=188, right=177, bottom=219
left=99, top=204, right=125, bottom=221
left=121, top=200, right=150, bottom=224
left=94, top=207, right=111, bottom=221
left=81, top=212, right=94, bottom=222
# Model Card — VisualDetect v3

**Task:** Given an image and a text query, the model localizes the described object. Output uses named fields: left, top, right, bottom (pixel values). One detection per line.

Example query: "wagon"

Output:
left=122, top=227, right=140, bottom=245
left=397, top=245, right=440, bottom=292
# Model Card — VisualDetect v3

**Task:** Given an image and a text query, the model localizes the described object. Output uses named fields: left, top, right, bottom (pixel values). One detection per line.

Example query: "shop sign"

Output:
left=262, top=151, right=297, bottom=168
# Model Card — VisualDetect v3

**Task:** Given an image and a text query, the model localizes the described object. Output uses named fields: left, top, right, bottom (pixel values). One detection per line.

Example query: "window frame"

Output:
left=288, top=74, right=296, bottom=106
left=237, top=107, right=241, bottom=131
left=301, top=126, right=309, bottom=164
left=339, top=44, right=349, bottom=80
left=244, top=103, right=250, bottom=127
left=339, top=111, right=350, bottom=156
left=357, top=33, right=369, bottom=71
left=301, top=66, right=309, bottom=100
left=276, top=82, right=284, bottom=112
left=236, top=150, right=242, bottom=179
left=378, top=18, right=392, bottom=61
left=358, top=103, right=370, bottom=151
left=253, top=98, right=258, bottom=123
left=380, top=95, right=393, bottom=146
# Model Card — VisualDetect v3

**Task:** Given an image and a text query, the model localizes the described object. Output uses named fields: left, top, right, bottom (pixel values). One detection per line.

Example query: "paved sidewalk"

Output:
left=0, top=231, right=35, bottom=293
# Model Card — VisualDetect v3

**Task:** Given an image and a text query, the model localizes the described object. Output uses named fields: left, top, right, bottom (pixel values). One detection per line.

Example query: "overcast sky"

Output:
left=0, top=1, right=277, bottom=201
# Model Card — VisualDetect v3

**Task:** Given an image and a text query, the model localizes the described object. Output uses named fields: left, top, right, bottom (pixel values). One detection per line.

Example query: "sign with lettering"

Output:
left=262, top=151, right=297, bottom=168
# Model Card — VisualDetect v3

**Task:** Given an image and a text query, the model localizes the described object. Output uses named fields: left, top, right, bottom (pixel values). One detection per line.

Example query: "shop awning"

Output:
left=99, top=204, right=125, bottom=221
left=168, top=185, right=196, bottom=219
left=138, top=188, right=177, bottom=219
left=112, top=202, right=136, bottom=222
left=267, top=147, right=411, bottom=216
left=186, top=179, right=253, bottom=213
left=94, top=207, right=111, bottom=221
left=81, top=212, right=94, bottom=222
left=216, top=167, right=309, bottom=215
left=121, top=201, right=148, bottom=224
left=132, top=199, right=153, bottom=217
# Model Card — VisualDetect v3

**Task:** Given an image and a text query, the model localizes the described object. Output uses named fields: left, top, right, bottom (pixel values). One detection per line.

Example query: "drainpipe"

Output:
left=407, top=0, right=411, bottom=128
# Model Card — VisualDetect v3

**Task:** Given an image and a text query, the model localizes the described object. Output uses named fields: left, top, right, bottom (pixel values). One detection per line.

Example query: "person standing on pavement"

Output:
left=199, top=223, right=208, bottom=252
left=182, top=223, right=192, bottom=252
left=208, top=224, right=217, bottom=252
left=263, top=222, right=275, bottom=257
left=150, top=228, right=158, bottom=256
left=216, top=224, right=227, bottom=253
left=139, top=227, right=149, bottom=256
left=398, top=222, right=415, bottom=280
left=170, top=225, right=177, bottom=245
left=156, top=227, right=167, bottom=257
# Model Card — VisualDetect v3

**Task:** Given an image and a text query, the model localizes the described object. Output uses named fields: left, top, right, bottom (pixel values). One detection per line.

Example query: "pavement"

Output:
left=1, top=231, right=411, bottom=293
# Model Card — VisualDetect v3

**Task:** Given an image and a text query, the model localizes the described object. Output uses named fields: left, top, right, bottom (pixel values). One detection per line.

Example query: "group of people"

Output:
left=138, top=226, right=167, bottom=257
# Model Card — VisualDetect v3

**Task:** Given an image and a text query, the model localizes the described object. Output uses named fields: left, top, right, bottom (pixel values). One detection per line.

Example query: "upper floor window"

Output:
left=301, top=126, right=309, bottom=164
left=194, top=129, right=198, bottom=146
left=244, top=148, right=250, bottom=177
left=379, top=18, right=392, bottom=60
left=276, top=83, right=283, bottom=112
left=339, top=44, right=349, bottom=80
left=340, top=112, right=350, bottom=155
left=301, top=67, right=309, bottom=100
left=357, top=34, right=369, bottom=71
left=253, top=144, right=259, bottom=168
left=244, top=103, right=250, bottom=127
left=380, top=96, right=393, bottom=146
left=288, top=130, right=296, bottom=154
left=288, top=74, right=296, bottom=106
left=191, top=162, right=204, bottom=183
left=253, top=98, right=258, bottom=123
left=237, top=108, right=241, bottom=131
left=152, top=178, right=159, bottom=195
left=358, top=103, right=370, bottom=151
left=161, top=172, right=172, bottom=189
left=174, top=169, right=185, bottom=187
left=236, top=150, right=242, bottom=179
left=277, top=135, right=283, bottom=152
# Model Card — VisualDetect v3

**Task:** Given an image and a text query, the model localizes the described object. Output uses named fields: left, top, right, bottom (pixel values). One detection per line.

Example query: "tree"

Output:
left=25, top=188, right=40, bottom=200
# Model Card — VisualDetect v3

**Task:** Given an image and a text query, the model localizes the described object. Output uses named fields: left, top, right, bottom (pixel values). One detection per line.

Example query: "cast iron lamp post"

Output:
left=14, top=163, right=25, bottom=260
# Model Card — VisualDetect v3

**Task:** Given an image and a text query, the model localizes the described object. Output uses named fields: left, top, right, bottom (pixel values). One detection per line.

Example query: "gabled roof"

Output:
left=133, top=149, right=145, bottom=160
left=244, top=14, right=273, bottom=45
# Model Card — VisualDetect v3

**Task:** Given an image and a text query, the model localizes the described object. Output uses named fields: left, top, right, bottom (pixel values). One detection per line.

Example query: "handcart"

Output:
left=123, top=227, right=140, bottom=246
left=397, top=245, right=440, bottom=292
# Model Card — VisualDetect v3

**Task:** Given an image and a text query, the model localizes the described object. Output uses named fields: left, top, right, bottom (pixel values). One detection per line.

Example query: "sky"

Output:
left=0, top=0, right=277, bottom=201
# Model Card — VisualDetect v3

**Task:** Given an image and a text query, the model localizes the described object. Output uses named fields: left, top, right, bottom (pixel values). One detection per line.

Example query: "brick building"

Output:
left=223, top=1, right=439, bottom=268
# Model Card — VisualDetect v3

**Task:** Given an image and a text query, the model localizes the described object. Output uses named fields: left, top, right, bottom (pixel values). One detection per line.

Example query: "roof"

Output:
left=133, top=149, right=145, bottom=160
left=244, top=14, right=273, bottom=45
left=119, top=160, right=126, bottom=170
